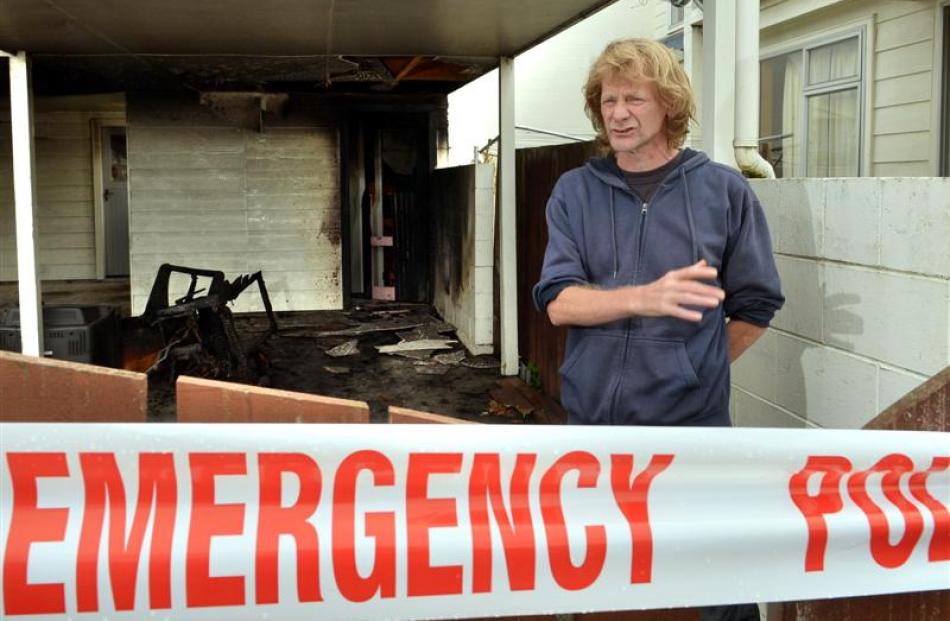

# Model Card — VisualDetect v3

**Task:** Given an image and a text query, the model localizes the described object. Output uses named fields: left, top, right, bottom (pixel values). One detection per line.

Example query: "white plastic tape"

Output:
left=1, top=423, right=947, bottom=620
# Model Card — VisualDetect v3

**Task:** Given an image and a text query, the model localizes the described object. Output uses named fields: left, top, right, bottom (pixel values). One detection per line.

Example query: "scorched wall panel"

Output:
left=126, top=94, right=342, bottom=314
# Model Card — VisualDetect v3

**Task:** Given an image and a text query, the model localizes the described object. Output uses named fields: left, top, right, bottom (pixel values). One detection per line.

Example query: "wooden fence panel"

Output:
left=516, top=141, right=598, bottom=400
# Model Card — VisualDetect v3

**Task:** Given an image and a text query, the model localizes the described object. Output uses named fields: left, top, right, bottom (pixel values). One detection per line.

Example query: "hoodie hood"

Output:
left=584, top=148, right=709, bottom=191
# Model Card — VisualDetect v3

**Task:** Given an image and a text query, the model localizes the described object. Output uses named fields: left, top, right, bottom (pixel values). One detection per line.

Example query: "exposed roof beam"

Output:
left=393, top=55, right=425, bottom=82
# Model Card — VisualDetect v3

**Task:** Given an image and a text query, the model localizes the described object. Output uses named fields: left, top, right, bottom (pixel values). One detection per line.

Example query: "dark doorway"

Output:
left=343, top=112, right=434, bottom=303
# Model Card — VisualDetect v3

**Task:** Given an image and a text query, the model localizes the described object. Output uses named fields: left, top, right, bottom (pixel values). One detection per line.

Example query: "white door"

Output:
left=101, top=127, right=129, bottom=277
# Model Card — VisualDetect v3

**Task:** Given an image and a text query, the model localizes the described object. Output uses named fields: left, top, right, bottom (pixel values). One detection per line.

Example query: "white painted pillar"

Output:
left=498, top=57, right=518, bottom=376
left=6, top=51, right=44, bottom=356
left=733, top=0, right=775, bottom=178
left=700, top=0, right=738, bottom=169
left=683, top=21, right=703, bottom=149
left=734, top=0, right=761, bottom=151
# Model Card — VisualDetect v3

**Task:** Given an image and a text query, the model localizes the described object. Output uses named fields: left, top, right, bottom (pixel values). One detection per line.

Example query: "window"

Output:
left=759, top=32, right=864, bottom=177
left=670, top=4, right=685, bottom=29
left=663, top=3, right=685, bottom=63
left=661, top=30, right=685, bottom=62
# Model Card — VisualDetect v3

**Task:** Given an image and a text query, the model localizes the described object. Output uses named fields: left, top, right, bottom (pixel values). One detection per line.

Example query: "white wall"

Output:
left=0, top=95, right=126, bottom=281
left=448, top=0, right=949, bottom=175
left=431, top=163, right=495, bottom=354
left=127, top=94, right=342, bottom=314
left=733, top=177, right=950, bottom=429
left=446, top=0, right=662, bottom=166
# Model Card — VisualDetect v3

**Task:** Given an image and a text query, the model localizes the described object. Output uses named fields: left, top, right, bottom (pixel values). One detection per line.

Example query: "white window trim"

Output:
left=801, top=30, right=865, bottom=176
left=660, top=29, right=685, bottom=62
left=760, top=25, right=870, bottom=177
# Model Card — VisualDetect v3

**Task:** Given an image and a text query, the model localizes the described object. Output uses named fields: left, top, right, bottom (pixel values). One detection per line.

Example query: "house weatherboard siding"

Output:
left=0, top=95, right=125, bottom=281
left=449, top=0, right=947, bottom=178
left=871, top=4, right=937, bottom=176
left=126, top=94, right=342, bottom=315
left=760, top=0, right=945, bottom=177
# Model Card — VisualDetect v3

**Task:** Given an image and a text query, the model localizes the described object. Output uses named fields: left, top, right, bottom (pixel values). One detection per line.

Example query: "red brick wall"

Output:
left=0, top=351, right=146, bottom=422
left=176, top=375, right=370, bottom=423
left=389, top=406, right=475, bottom=424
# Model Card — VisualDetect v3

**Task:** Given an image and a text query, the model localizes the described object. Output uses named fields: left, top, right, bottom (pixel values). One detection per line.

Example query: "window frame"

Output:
left=760, top=27, right=867, bottom=177
left=669, top=4, right=685, bottom=30
left=660, top=29, right=685, bottom=62
left=940, top=3, right=950, bottom=176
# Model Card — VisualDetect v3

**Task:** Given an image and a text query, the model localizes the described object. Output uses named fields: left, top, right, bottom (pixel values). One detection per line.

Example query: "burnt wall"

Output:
left=126, top=92, right=343, bottom=314
left=432, top=163, right=494, bottom=354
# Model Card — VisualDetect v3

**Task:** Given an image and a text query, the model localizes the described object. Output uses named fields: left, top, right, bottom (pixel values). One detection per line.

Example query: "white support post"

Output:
left=734, top=0, right=761, bottom=151
left=701, top=0, right=738, bottom=168
left=498, top=57, right=518, bottom=376
left=683, top=21, right=703, bottom=149
left=7, top=51, right=44, bottom=356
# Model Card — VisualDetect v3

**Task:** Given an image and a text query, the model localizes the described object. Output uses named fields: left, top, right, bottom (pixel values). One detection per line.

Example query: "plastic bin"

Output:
left=0, top=305, right=121, bottom=367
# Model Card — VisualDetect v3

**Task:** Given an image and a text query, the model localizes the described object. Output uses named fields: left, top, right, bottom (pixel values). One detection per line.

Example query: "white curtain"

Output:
left=781, top=53, right=803, bottom=177
left=805, top=39, right=860, bottom=176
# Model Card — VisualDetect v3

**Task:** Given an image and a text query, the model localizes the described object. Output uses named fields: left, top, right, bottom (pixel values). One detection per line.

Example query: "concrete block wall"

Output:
left=127, top=93, right=342, bottom=314
left=432, top=163, right=495, bottom=354
left=735, top=178, right=950, bottom=429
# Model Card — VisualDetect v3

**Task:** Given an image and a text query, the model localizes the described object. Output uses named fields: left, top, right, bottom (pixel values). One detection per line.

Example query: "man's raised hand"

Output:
left=633, top=259, right=725, bottom=322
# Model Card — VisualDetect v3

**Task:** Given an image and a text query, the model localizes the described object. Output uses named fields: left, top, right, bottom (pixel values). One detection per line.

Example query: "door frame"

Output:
left=938, top=1, right=950, bottom=175
left=91, top=118, right=128, bottom=279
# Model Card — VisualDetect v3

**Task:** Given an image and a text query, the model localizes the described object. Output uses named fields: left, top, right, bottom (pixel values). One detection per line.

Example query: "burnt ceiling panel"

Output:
left=24, top=54, right=494, bottom=95
left=0, top=1, right=618, bottom=58
left=2, top=0, right=617, bottom=95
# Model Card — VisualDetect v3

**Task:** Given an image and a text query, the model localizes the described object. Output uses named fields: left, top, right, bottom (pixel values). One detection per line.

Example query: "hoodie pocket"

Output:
left=615, top=336, right=701, bottom=425
left=559, top=333, right=624, bottom=425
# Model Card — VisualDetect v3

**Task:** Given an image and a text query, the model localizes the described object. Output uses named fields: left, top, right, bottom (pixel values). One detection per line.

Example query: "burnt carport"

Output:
left=1, top=0, right=619, bottom=376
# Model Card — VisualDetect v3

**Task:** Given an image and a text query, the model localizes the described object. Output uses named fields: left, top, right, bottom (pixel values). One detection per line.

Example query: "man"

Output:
left=533, top=39, right=784, bottom=621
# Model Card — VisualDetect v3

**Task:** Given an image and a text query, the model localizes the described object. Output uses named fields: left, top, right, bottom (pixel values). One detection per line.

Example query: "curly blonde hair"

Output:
left=584, top=38, right=696, bottom=149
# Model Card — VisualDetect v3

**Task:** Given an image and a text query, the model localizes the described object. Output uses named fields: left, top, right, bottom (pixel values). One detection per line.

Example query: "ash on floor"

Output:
left=145, top=302, right=565, bottom=424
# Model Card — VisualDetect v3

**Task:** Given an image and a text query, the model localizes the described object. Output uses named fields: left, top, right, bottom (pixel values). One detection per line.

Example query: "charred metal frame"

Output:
left=141, top=264, right=278, bottom=381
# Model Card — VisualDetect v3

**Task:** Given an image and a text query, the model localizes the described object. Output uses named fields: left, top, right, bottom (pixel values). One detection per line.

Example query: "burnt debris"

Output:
left=137, top=264, right=278, bottom=383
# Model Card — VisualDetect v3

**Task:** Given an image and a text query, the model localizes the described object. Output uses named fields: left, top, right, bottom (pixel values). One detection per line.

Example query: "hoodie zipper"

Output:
left=632, top=200, right=650, bottom=327
left=610, top=198, right=650, bottom=424
left=636, top=201, right=648, bottom=280
left=600, top=153, right=697, bottom=425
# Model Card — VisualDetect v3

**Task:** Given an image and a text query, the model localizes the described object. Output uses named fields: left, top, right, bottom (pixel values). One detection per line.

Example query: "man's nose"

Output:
left=610, top=103, right=631, bottom=121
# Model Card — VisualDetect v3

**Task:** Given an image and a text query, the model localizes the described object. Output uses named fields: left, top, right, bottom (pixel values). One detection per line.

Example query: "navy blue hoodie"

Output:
left=533, top=150, right=784, bottom=427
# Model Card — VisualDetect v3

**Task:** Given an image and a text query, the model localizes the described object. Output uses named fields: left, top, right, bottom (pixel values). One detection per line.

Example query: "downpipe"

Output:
left=734, top=0, right=775, bottom=179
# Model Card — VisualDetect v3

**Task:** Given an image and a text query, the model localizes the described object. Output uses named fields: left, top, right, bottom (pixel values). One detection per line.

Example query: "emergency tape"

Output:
left=1, top=422, right=947, bottom=620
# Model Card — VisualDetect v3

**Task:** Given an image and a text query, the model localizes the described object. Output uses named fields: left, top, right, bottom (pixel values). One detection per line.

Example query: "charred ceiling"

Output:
left=1, top=0, right=618, bottom=95
left=19, top=54, right=493, bottom=96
